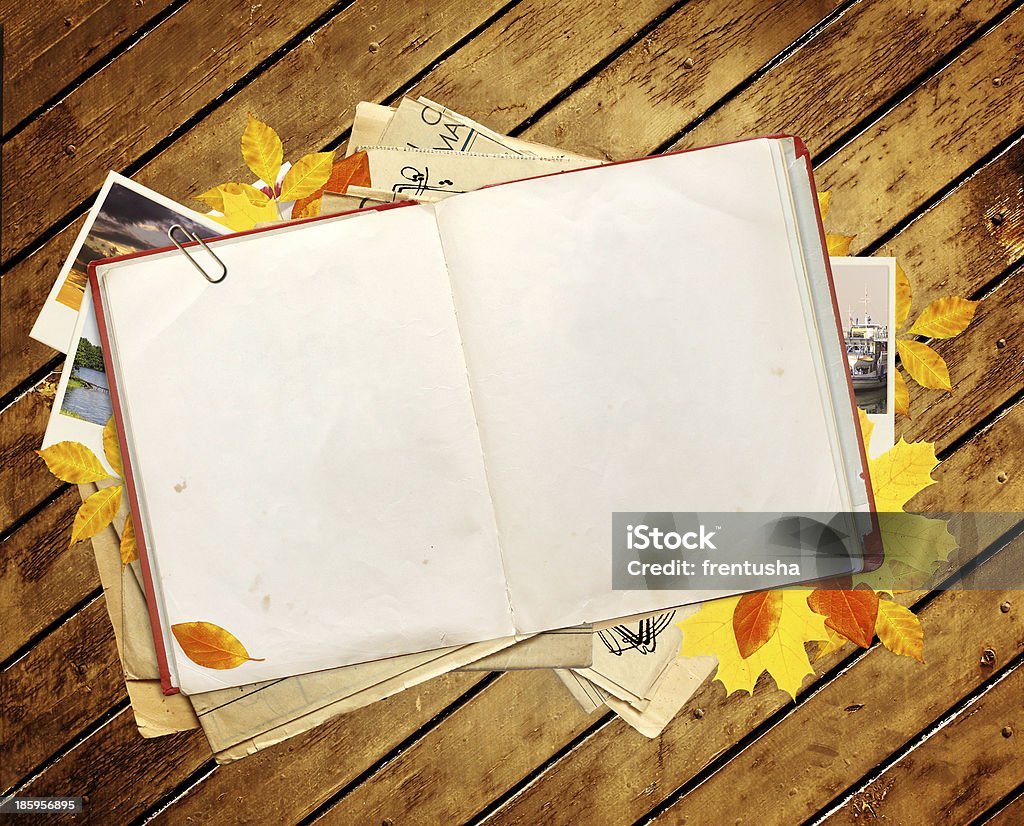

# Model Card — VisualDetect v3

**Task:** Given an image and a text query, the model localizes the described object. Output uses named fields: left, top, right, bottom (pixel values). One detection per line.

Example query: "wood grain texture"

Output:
left=317, top=669, right=593, bottom=825
left=0, top=487, right=98, bottom=661
left=1, top=0, right=347, bottom=262
left=821, top=665, right=1024, bottom=824
left=148, top=672, right=487, bottom=825
left=0, top=0, right=178, bottom=133
left=15, top=707, right=211, bottom=823
left=986, top=786, right=1024, bottom=825
left=0, top=381, right=65, bottom=533
left=0, top=597, right=123, bottom=791
left=646, top=565, right=1024, bottom=823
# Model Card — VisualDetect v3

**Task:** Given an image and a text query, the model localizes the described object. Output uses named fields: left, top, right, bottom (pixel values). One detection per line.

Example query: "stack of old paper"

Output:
left=37, top=98, right=719, bottom=763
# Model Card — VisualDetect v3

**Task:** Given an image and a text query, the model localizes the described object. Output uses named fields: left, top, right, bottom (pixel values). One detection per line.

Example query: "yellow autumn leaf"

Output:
left=171, top=621, right=264, bottom=669
left=856, top=512, right=956, bottom=593
left=818, top=190, right=831, bottom=220
left=908, top=296, right=979, bottom=339
left=857, top=406, right=875, bottom=449
left=36, top=441, right=112, bottom=484
left=895, top=261, right=912, bottom=330
left=241, top=114, right=283, bottom=188
left=196, top=182, right=271, bottom=212
left=814, top=625, right=848, bottom=662
left=70, top=484, right=123, bottom=546
left=678, top=590, right=828, bottom=698
left=874, top=599, right=924, bottom=662
left=897, top=339, right=951, bottom=391
left=894, top=369, right=910, bottom=418
left=279, top=151, right=335, bottom=201
left=868, top=437, right=938, bottom=512
left=103, top=417, right=123, bottom=477
left=826, top=234, right=855, bottom=256
left=121, top=512, right=138, bottom=567
left=214, top=188, right=281, bottom=232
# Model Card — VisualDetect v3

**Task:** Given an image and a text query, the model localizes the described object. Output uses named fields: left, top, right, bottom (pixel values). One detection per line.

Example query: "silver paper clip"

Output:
left=168, top=225, right=227, bottom=284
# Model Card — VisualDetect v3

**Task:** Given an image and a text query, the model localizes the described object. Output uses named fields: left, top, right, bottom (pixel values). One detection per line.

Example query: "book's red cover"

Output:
left=89, top=135, right=879, bottom=695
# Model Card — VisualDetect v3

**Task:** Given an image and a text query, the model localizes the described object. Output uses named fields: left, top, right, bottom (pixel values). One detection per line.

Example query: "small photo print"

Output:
left=60, top=308, right=112, bottom=426
left=30, top=172, right=225, bottom=354
left=56, top=181, right=220, bottom=311
left=834, top=262, right=891, bottom=415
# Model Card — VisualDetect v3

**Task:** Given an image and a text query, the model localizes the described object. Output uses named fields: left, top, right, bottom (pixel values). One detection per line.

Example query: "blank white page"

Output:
left=434, top=138, right=853, bottom=631
left=100, top=206, right=514, bottom=694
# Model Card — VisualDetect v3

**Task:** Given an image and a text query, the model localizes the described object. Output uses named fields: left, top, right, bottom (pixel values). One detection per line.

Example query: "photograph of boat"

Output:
left=844, top=290, right=888, bottom=414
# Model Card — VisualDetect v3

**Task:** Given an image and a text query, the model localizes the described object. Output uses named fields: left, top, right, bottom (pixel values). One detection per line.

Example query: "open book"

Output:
left=91, top=136, right=873, bottom=695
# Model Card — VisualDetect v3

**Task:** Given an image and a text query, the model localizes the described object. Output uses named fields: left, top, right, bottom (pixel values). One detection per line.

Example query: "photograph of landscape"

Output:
left=56, top=181, right=221, bottom=309
left=59, top=308, right=113, bottom=426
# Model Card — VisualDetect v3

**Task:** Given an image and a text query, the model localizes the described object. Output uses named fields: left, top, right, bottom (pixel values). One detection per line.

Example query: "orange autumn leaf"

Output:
left=874, top=599, right=925, bottom=662
left=808, top=588, right=879, bottom=649
left=241, top=114, right=283, bottom=188
left=894, top=369, right=910, bottom=418
left=291, top=151, right=372, bottom=219
left=120, top=512, right=138, bottom=567
left=103, top=417, right=123, bottom=478
left=826, top=234, right=856, bottom=256
left=172, top=621, right=264, bottom=669
left=733, top=591, right=783, bottom=659
left=908, top=296, right=979, bottom=339
left=70, top=484, right=123, bottom=546
left=292, top=198, right=321, bottom=220
left=895, top=261, right=912, bottom=329
left=36, top=441, right=112, bottom=484
left=897, top=339, right=951, bottom=391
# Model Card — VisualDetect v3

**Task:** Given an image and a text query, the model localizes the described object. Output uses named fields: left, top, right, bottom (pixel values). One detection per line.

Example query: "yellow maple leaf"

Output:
left=240, top=114, right=283, bottom=189
left=70, top=484, right=123, bottom=546
left=895, top=261, right=912, bottom=330
left=826, top=234, right=856, bottom=256
left=874, top=598, right=924, bottom=662
left=868, top=437, right=938, bottom=511
left=908, top=296, right=979, bottom=339
left=36, top=441, right=113, bottom=484
left=121, top=512, right=138, bottom=567
left=679, top=590, right=828, bottom=698
left=214, top=187, right=281, bottom=232
left=279, top=151, right=335, bottom=201
left=856, top=512, right=956, bottom=593
left=894, top=369, right=910, bottom=417
left=897, top=339, right=951, bottom=391
left=814, top=625, right=849, bottom=662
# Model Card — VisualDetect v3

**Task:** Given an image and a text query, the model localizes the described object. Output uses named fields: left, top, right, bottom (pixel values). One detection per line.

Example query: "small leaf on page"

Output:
left=172, top=622, right=265, bottom=669
left=70, top=484, right=123, bottom=546
left=36, top=442, right=112, bottom=484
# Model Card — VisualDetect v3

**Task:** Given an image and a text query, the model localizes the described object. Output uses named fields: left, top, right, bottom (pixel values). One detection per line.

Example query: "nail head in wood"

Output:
left=1000, top=601, right=1011, bottom=613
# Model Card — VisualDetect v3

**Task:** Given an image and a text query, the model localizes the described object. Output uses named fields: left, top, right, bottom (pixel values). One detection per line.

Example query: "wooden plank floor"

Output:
left=3, top=1, right=1023, bottom=822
